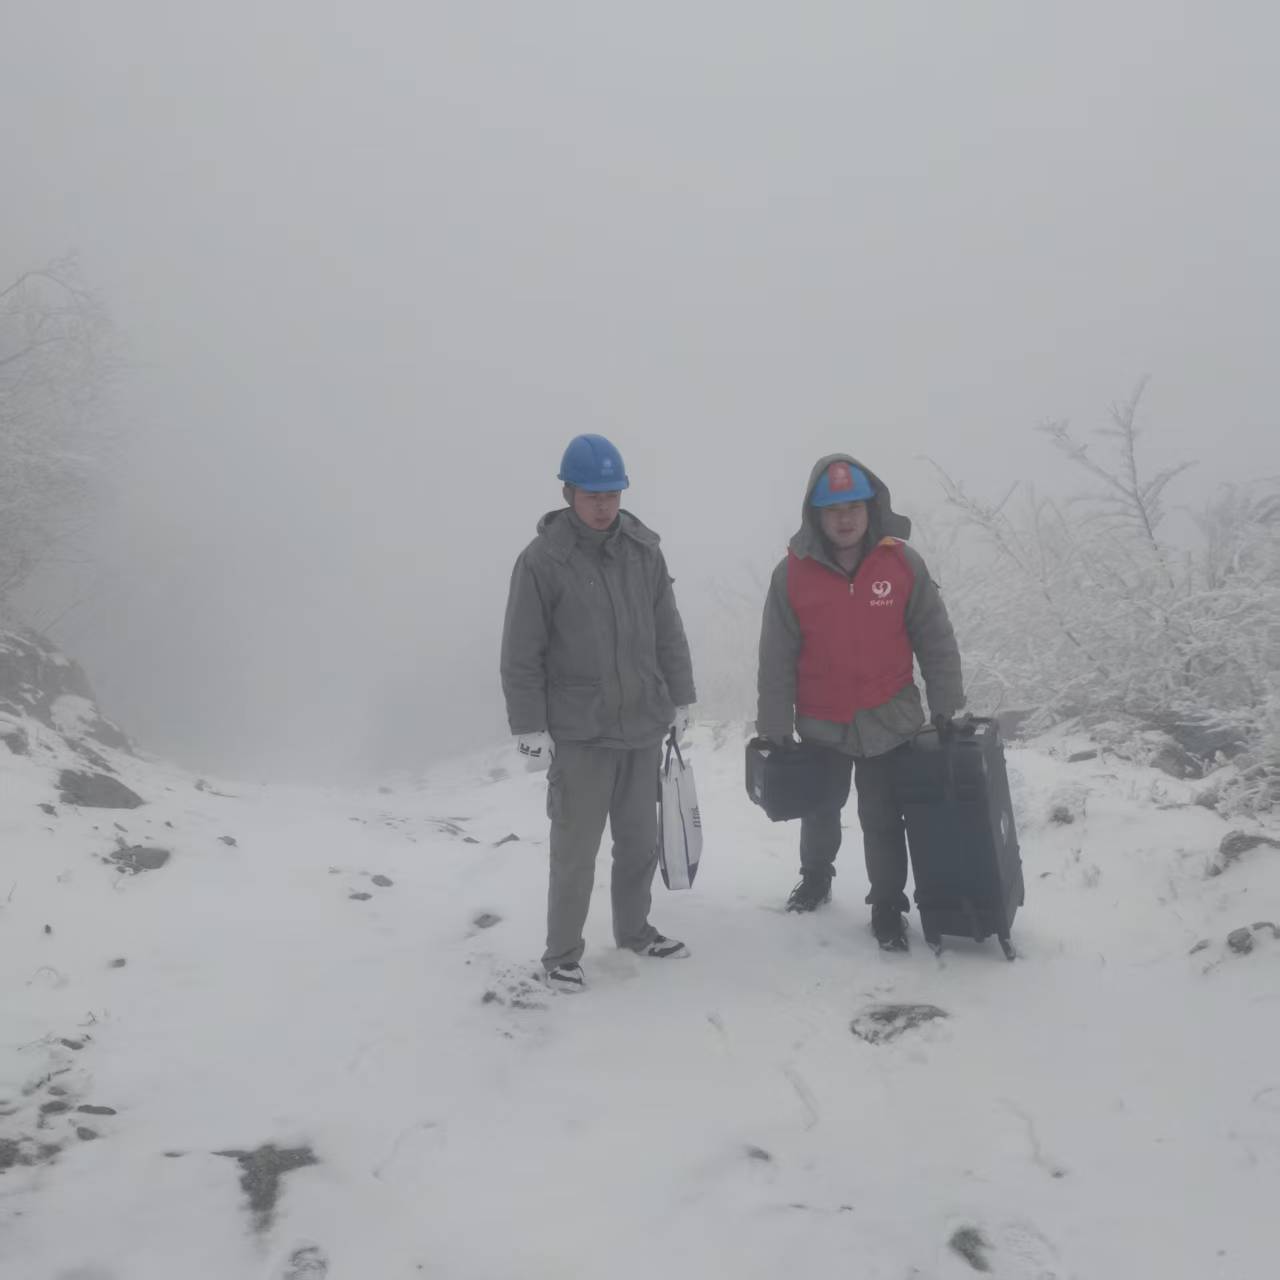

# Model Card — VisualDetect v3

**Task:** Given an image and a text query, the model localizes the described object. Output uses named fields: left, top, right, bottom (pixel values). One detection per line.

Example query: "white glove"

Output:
left=516, top=731, right=553, bottom=770
left=671, top=706, right=692, bottom=741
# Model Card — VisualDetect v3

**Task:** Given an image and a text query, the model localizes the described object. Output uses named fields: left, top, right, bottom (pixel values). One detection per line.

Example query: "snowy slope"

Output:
left=2, top=721, right=1278, bottom=1280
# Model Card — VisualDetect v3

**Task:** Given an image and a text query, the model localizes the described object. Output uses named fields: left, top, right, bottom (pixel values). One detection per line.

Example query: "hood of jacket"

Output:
left=788, top=453, right=911, bottom=565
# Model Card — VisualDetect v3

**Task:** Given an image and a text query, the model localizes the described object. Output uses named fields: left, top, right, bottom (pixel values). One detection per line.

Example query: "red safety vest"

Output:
left=787, top=538, right=915, bottom=721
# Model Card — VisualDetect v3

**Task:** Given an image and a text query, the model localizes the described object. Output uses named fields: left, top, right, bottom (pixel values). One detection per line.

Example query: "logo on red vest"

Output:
left=869, top=579, right=895, bottom=606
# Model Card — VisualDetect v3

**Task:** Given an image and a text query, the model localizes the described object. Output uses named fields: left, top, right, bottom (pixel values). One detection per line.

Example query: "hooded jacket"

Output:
left=756, top=454, right=964, bottom=757
left=501, top=507, right=696, bottom=749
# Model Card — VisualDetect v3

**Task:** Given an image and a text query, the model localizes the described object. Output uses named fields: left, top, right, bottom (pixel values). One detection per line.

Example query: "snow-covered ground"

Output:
left=2, top=720, right=1278, bottom=1279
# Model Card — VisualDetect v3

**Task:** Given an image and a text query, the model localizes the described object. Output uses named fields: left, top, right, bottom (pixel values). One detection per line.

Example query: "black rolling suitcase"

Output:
left=892, top=717, right=1024, bottom=959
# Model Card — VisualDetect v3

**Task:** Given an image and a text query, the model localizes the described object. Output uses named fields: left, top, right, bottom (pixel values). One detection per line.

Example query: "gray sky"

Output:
left=3, top=1, right=1277, bottom=779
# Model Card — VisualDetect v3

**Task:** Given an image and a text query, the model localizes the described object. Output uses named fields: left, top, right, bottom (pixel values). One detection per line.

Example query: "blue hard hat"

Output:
left=810, top=461, right=874, bottom=507
left=558, top=434, right=630, bottom=492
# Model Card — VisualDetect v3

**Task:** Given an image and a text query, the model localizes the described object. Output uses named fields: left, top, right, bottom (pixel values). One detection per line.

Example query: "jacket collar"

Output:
left=536, top=507, right=660, bottom=563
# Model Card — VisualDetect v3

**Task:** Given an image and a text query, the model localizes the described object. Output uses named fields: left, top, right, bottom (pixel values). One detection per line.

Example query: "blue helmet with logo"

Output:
left=558, top=434, right=630, bottom=492
left=810, top=460, right=874, bottom=507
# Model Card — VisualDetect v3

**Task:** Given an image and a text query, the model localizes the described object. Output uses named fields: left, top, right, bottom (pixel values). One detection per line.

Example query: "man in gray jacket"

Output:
left=756, top=454, right=964, bottom=950
left=501, top=434, right=697, bottom=991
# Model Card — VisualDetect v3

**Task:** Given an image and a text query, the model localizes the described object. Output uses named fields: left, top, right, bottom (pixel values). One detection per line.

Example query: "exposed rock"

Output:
left=108, top=846, right=170, bottom=875
left=1220, top=830, right=1280, bottom=864
left=0, top=628, right=131, bottom=752
left=73, top=741, right=116, bottom=773
left=744, top=1145, right=773, bottom=1162
left=1227, top=928, right=1255, bottom=955
left=1049, top=805, right=1075, bottom=825
left=1208, top=829, right=1280, bottom=877
left=1, top=723, right=28, bottom=755
left=851, top=1003, right=949, bottom=1045
left=38, top=803, right=56, bottom=816
left=218, top=835, right=238, bottom=847
left=494, top=833, right=520, bottom=847
left=1150, top=740, right=1202, bottom=780
left=371, top=875, right=393, bottom=888
left=75, top=1127, right=99, bottom=1141
left=994, top=709, right=1035, bottom=740
left=77, top=1105, right=117, bottom=1116
left=473, top=912, right=502, bottom=930
left=1067, top=749, right=1099, bottom=763
left=348, top=892, right=372, bottom=901
left=1253, top=921, right=1280, bottom=940
left=59, top=770, right=143, bottom=810
left=1188, top=939, right=1210, bottom=955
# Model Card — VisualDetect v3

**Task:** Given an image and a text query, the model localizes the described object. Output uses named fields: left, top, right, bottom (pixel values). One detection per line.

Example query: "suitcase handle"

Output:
left=912, top=715, right=989, bottom=804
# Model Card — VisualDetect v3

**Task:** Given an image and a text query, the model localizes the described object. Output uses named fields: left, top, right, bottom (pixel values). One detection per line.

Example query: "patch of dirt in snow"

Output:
left=279, top=1242, right=329, bottom=1278
left=850, top=1003, right=949, bottom=1044
left=214, top=1143, right=320, bottom=1234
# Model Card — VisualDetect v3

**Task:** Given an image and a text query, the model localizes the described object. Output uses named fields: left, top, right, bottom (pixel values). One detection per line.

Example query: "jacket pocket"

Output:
left=547, top=680, right=602, bottom=739
left=866, top=684, right=925, bottom=740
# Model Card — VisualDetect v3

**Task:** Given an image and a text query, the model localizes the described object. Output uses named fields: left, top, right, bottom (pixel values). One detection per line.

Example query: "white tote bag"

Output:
left=658, top=731, right=703, bottom=890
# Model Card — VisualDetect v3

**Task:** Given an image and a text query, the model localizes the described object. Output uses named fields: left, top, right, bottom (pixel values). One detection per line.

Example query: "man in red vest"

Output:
left=756, top=455, right=965, bottom=950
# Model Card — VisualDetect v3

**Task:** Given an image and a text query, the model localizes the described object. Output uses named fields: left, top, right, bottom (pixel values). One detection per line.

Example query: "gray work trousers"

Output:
left=543, top=741, right=662, bottom=970
left=799, top=745, right=911, bottom=913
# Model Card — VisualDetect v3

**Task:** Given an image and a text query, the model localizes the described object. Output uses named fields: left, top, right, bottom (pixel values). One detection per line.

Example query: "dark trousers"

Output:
left=799, top=746, right=910, bottom=913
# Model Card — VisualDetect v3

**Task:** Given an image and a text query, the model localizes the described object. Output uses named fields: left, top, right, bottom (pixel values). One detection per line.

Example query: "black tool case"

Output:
left=744, top=738, right=845, bottom=822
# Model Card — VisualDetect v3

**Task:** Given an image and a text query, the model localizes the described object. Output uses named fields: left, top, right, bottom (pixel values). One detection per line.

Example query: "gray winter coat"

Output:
left=756, top=454, right=964, bottom=757
left=501, top=508, right=696, bottom=749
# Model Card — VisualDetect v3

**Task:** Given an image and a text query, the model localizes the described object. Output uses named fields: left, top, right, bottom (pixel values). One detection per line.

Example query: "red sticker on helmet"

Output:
left=828, top=463, right=853, bottom=491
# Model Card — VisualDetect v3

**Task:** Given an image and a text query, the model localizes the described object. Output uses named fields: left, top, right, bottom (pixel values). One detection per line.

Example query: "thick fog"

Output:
left=3, top=2, right=1277, bottom=780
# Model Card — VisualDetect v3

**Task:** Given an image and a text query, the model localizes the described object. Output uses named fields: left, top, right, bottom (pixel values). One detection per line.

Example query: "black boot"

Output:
left=786, top=873, right=832, bottom=912
left=871, top=903, right=909, bottom=951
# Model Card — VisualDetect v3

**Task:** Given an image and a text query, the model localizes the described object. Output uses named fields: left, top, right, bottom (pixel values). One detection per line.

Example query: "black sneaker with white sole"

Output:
left=544, top=962, right=586, bottom=992
left=638, top=934, right=690, bottom=958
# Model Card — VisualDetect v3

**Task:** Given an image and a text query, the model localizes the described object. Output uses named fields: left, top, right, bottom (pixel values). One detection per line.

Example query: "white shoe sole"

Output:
left=543, top=972, right=587, bottom=993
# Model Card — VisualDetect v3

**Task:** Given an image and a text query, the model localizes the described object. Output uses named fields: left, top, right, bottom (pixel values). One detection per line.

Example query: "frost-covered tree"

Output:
left=0, top=257, right=119, bottom=602
left=930, top=382, right=1280, bottom=811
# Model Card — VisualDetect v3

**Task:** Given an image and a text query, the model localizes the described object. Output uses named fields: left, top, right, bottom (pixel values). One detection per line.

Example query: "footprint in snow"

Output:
left=480, top=964, right=548, bottom=1014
